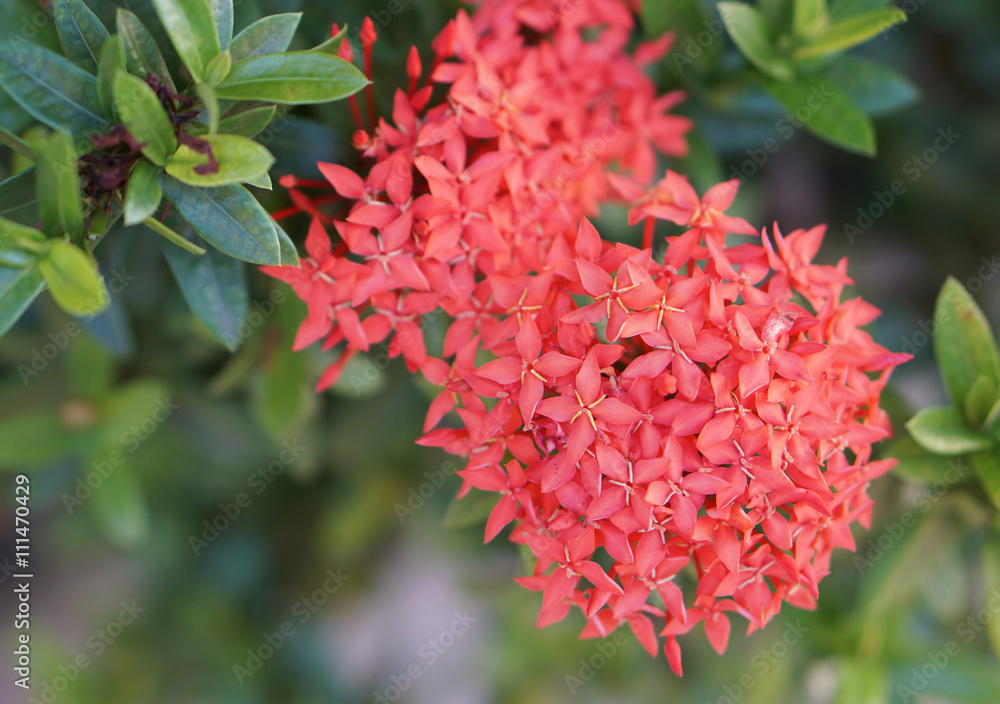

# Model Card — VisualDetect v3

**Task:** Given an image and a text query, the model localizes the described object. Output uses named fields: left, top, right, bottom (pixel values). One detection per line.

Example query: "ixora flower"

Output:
left=263, top=0, right=910, bottom=675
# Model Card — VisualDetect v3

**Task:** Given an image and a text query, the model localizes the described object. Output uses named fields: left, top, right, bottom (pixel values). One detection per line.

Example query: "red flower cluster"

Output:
left=264, top=0, right=909, bottom=674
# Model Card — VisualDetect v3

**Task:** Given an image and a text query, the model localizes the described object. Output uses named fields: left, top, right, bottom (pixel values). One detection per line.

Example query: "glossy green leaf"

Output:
left=966, top=375, right=1000, bottom=428
left=113, top=70, right=177, bottom=165
left=162, top=231, right=248, bottom=350
left=442, top=487, right=495, bottom=529
left=0, top=262, right=44, bottom=336
left=204, top=49, right=231, bottom=87
left=96, top=35, right=124, bottom=119
left=311, top=24, right=348, bottom=55
left=216, top=51, right=368, bottom=105
left=272, top=217, right=299, bottom=266
left=39, top=240, right=110, bottom=316
left=829, top=0, right=893, bottom=22
left=116, top=9, right=175, bottom=91
left=151, top=0, right=220, bottom=82
left=54, top=0, right=110, bottom=72
left=211, top=0, right=233, bottom=51
left=230, top=13, right=301, bottom=61
left=718, top=2, right=794, bottom=81
left=89, top=452, right=150, bottom=548
left=123, top=159, right=163, bottom=225
left=828, top=56, right=920, bottom=116
left=794, top=8, right=907, bottom=59
left=165, top=134, right=274, bottom=187
left=0, top=411, right=77, bottom=469
left=763, top=74, right=875, bottom=155
left=793, top=0, right=829, bottom=39
left=159, top=175, right=280, bottom=265
left=0, top=169, right=40, bottom=226
left=934, top=277, right=1000, bottom=412
left=0, top=42, right=109, bottom=140
left=907, top=406, right=994, bottom=456
left=973, top=453, right=1000, bottom=512
left=35, top=132, right=84, bottom=238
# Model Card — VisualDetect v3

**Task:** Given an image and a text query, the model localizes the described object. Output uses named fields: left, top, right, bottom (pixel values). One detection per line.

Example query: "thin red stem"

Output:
left=642, top=217, right=655, bottom=250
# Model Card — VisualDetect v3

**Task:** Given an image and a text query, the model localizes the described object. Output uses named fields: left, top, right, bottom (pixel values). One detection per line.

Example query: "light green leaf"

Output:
left=230, top=13, right=301, bottom=61
left=142, top=217, right=206, bottom=255
left=793, top=0, right=829, bottom=39
left=763, top=74, right=875, bottom=155
left=244, top=171, right=271, bottom=190
left=966, top=375, right=1000, bottom=429
left=794, top=8, right=907, bottom=59
left=718, top=1, right=794, bottom=81
left=35, top=132, right=84, bottom=238
left=195, top=82, right=220, bottom=134
left=39, top=240, right=110, bottom=316
left=0, top=412, right=77, bottom=469
left=0, top=215, right=48, bottom=268
left=934, top=277, right=1000, bottom=413
left=828, top=55, right=920, bottom=116
left=151, top=0, right=220, bottom=82
left=204, top=49, right=231, bottom=87
left=165, top=133, right=274, bottom=187
left=829, top=0, right=894, bottom=23
left=96, top=35, right=124, bottom=119
left=973, top=454, right=1000, bottom=513
left=113, top=70, right=177, bottom=165
left=0, top=42, right=109, bottom=140
left=159, top=175, right=280, bottom=265
left=116, top=9, right=175, bottom=91
left=123, top=159, right=162, bottom=225
left=216, top=51, right=368, bottom=105
left=54, top=0, right=110, bottom=73
left=211, top=0, right=233, bottom=51
left=0, top=262, right=44, bottom=336
left=888, top=437, right=958, bottom=484
left=907, top=406, right=994, bottom=456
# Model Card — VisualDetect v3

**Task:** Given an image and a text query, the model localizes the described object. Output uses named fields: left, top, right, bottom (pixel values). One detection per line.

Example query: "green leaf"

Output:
left=195, top=82, right=220, bottom=134
left=973, top=453, right=1000, bottom=512
left=203, top=49, right=231, bottom=87
left=230, top=13, right=301, bottom=61
left=272, top=217, right=299, bottom=266
left=0, top=42, right=109, bottom=140
left=762, top=74, right=875, bottom=155
left=165, top=133, right=274, bottom=187
left=966, top=375, right=1000, bottom=429
left=216, top=51, right=368, bottom=105
left=0, top=411, right=77, bottom=469
left=162, top=232, right=248, bottom=350
left=0, top=169, right=40, bottom=226
left=100, top=378, right=170, bottom=444
left=151, top=0, right=220, bottom=82
left=718, top=1, right=794, bottom=81
left=935, top=277, right=1000, bottom=413
left=0, top=215, right=48, bottom=268
left=794, top=8, right=907, bottom=59
left=888, top=437, right=958, bottom=484
left=116, top=9, right=175, bottom=92
left=189, top=105, right=277, bottom=137
left=159, top=175, right=280, bottom=265
left=442, top=487, right=495, bottom=529
left=211, top=0, right=233, bottom=52
left=39, top=240, right=110, bottom=316
left=793, top=0, right=830, bottom=39
left=54, top=0, right=111, bottom=73
left=35, top=132, right=84, bottom=237
left=96, top=35, right=124, bottom=119
left=66, top=333, right=115, bottom=398
left=828, top=55, right=920, bottom=116
left=89, top=452, right=150, bottom=548
left=907, top=406, right=994, bottom=456
left=244, top=171, right=271, bottom=190
left=123, top=159, right=162, bottom=225
left=0, top=262, right=44, bottom=336
left=829, top=0, right=893, bottom=23
left=758, top=0, right=794, bottom=29
left=311, top=24, right=348, bottom=55
left=251, top=341, right=311, bottom=435
left=142, top=217, right=206, bottom=255
left=113, top=70, right=178, bottom=165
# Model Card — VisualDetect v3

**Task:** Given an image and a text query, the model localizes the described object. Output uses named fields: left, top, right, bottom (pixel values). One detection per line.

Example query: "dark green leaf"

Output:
left=113, top=70, right=177, bottom=164
left=116, top=9, right=175, bottom=92
left=97, top=35, right=124, bottom=119
left=0, top=411, right=77, bottom=469
left=230, top=13, right=301, bottom=61
left=907, top=406, right=994, bottom=456
left=159, top=175, right=280, bottom=265
left=442, top=487, right=495, bottom=529
left=934, top=276, right=1000, bottom=412
left=162, top=231, right=248, bottom=350
left=0, top=262, right=44, bottom=336
left=123, top=159, right=162, bottom=225
left=0, top=41, right=109, bottom=140
left=758, top=0, right=794, bottom=29
left=272, top=217, right=298, bottom=266
left=165, top=133, right=274, bottom=186
left=718, top=1, right=794, bottom=81
left=973, top=453, right=1000, bottom=513
left=251, top=342, right=311, bottom=436
left=39, top=240, right=110, bottom=316
left=794, top=8, right=907, bottom=59
left=216, top=51, right=368, bottom=105
left=35, top=132, right=84, bottom=237
left=151, top=0, right=220, bottom=82
left=0, top=169, right=40, bottom=226
left=54, top=0, right=110, bottom=73
left=211, top=0, right=233, bottom=52
left=763, top=74, right=875, bottom=155
left=828, top=55, right=920, bottom=116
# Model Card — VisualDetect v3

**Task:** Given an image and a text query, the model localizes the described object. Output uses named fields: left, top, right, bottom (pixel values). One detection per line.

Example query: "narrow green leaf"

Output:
left=142, top=217, right=206, bottom=255
left=0, top=412, right=77, bottom=469
left=39, top=240, right=110, bottom=316
left=0, top=169, right=40, bottom=226
left=165, top=134, right=274, bottom=187
left=311, top=24, right=348, bottom=55
left=54, top=0, right=111, bottom=73
left=973, top=453, right=1000, bottom=512
left=204, top=49, right=231, bottom=87
left=35, top=132, right=84, bottom=237
left=211, top=0, right=233, bottom=52
left=966, top=375, right=1000, bottom=429
left=123, top=159, right=162, bottom=225
left=794, top=8, right=907, bottom=59
left=190, top=105, right=276, bottom=138
left=230, top=13, right=301, bottom=61
left=159, top=175, right=280, bottom=265
left=0, top=42, right=109, bottom=140
left=718, top=1, right=794, bottom=81
left=793, top=0, right=829, bottom=39
left=907, top=406, right=994, bottom=456
left=151, top=0, right=221, bottom=81
left=113, top=71, right=177, bottom=165
left=272, top=217, right=299, bottom=266
left=935, top=277, right=1000, bottom=413
left=828, top=56, right=920, bottom=116
left=116, top=9, right=176, bottom=91
left=97, top=35, right=124, bottom=119
left=216, top=51, right=368, bottom=105
left=763, top=74, right=875, bottom=155
left=162, top=231, right=248, bottom=350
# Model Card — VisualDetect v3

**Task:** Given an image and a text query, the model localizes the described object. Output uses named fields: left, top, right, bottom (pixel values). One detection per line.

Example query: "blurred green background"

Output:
left=2, top=0, right=1000, bottom=702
